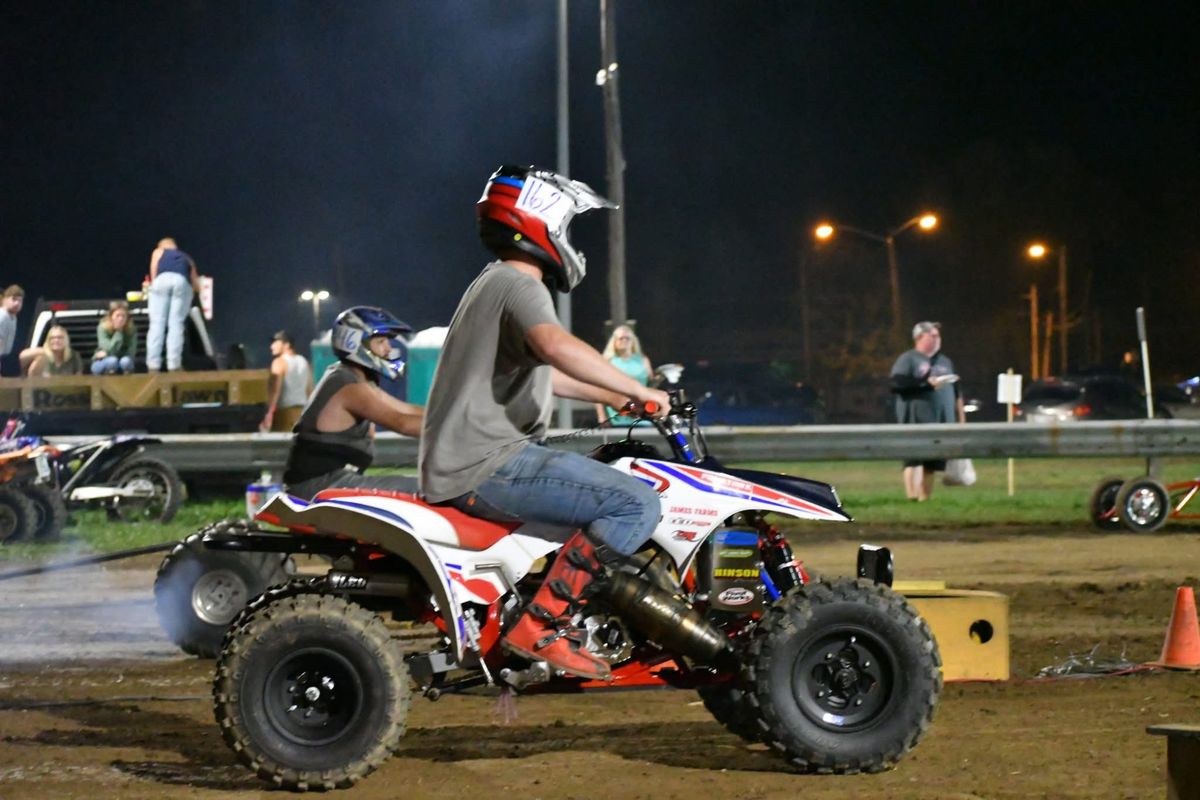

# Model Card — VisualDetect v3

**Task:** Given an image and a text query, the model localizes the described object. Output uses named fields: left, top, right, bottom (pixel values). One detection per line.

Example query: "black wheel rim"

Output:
left=116, top=468, right=169, bottom=520
left=264, top=647, right=365, bottom=747
left=792, top=627, right=895, bottom=731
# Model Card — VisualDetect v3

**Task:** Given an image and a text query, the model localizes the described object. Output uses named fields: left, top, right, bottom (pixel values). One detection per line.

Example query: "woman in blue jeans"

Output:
left=145, top=237, right=199, bottom=372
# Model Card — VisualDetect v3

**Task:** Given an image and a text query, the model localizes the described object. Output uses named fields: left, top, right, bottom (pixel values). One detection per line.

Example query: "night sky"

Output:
left=3, top=2, right=1197, bottom=413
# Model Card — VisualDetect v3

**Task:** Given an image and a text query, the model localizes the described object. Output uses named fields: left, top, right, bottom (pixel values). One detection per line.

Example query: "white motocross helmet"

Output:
left=330, top=306, right=412, bottom=381
left=476, top=164, right=616, bottom=292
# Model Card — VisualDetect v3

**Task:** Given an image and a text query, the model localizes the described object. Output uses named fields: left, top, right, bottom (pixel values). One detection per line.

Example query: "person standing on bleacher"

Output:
left=145, top=237, right=200, bottom=373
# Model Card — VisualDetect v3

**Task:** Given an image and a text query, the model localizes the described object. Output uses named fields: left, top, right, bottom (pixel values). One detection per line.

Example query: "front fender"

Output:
left=258, top=493, right=471, bottom=659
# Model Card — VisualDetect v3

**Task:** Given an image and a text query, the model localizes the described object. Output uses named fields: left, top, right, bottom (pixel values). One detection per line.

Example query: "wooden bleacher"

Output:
left=0, top=370, right=269, bottom=412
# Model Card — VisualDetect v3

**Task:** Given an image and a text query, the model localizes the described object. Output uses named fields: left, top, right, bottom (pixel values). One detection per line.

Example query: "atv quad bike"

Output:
left=199, top=382, right=942, bottom=790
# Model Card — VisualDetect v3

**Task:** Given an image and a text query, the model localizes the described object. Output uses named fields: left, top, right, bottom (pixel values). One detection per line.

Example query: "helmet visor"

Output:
left=366, top=334, right=407, bottom=376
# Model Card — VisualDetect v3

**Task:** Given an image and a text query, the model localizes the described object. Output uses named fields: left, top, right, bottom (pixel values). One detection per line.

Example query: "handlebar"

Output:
left=618, top=400, right=661, bottom=419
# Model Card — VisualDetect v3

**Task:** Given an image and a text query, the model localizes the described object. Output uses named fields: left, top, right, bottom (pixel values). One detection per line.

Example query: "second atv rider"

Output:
left=418, top=164, right=669, bottom=681
left=282, top=306, right=424, bottom=500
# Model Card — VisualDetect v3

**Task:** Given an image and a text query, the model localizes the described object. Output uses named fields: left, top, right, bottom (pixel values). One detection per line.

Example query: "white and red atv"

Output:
left=202, top=386, right=941, bottom=790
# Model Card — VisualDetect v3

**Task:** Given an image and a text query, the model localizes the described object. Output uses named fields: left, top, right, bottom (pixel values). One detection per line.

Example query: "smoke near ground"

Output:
left=0, top=557, right=177, bottom=665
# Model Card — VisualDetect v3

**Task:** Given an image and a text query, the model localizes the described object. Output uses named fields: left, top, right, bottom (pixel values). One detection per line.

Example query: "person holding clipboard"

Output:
left=889, top=320, right=966, bottom=501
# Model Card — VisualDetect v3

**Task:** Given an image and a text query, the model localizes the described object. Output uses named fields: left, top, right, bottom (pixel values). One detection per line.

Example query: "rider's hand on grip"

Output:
left=620, top=394, right=669, bottom=419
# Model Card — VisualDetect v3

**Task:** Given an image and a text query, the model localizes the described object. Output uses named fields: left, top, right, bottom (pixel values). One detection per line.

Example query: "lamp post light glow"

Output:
left=813, top=212, right=940, bottom=339
left=1025, top=242, right=1068, bottom=374
left=299, top=289, right=331, bottom=336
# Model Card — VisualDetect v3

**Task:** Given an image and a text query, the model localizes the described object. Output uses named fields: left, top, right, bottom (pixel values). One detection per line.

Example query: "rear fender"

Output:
left=258, top=493, right=472, bottom=659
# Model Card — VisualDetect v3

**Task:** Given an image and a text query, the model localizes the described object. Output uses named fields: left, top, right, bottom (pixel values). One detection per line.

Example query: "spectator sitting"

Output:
left=91, top=300, right=138, bottom=375
left=28, top=324, right=83, bottom=377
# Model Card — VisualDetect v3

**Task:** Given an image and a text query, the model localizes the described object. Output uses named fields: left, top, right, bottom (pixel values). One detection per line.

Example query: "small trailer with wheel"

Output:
left=1088, top=474, right=1200, bottom=532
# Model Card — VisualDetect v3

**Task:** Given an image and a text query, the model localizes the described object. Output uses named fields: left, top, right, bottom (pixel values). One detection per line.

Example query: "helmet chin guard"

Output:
left=331, top=306, right=413, bottom=381
left=477, top=164, right=615, bottom=292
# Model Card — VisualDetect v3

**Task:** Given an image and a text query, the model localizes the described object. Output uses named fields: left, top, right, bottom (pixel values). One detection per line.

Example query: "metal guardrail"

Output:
left=47, top=419, right=1200, bottom=476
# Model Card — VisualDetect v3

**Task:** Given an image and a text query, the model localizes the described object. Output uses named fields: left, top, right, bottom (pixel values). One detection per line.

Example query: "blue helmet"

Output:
left=331, top=306, right=412, bottom=381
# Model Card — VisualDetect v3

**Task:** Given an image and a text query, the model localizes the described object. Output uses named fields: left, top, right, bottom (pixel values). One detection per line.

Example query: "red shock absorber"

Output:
left=760, top=524, right=808, bottom=592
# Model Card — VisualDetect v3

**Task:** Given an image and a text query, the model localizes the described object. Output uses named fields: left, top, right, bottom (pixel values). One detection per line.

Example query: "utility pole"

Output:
left=554, top=0, right=572, bottom=429
left=884, top=236, right=902, bottom=343
left=1057, top=244, right=1068, bottom=374
left=798, top=249, right=812, bottom=381
left=599, top=0, right=627, bottom=329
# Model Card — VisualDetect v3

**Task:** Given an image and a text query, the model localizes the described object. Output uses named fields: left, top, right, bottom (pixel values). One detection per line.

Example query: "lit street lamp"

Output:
left=814, top=213, right=939, bottom=340
left=299, top=289, right=331, bottom=336
left=1026, top=242, right=1068, bottom=375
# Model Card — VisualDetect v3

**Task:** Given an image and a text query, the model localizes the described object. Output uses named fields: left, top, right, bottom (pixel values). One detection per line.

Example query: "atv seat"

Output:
left=310, top=487, right=520, bottom=551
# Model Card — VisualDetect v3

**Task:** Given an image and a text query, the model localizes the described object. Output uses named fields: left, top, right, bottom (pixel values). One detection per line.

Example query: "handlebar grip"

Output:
left=641, top=401, right=659, bottom=415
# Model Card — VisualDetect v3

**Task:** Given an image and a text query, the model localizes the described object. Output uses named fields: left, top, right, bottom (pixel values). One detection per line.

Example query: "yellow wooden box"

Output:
left=894, top=580, right=1010, bottom=682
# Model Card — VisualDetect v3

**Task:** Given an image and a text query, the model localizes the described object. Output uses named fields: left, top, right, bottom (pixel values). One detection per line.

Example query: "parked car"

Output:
left=1016, top=375, right=1168, bottom=422
left=682, top=362, right=827, bottom=426
left=1156, top=382, right=1200, bottom=420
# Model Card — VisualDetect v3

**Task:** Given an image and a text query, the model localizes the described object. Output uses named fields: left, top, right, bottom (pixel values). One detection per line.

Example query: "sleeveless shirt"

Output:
left=278, top=353, right=311, bottom=408
left=283, top=363, right=374, bottom=484
left=157, top=248, right=192, bottom=278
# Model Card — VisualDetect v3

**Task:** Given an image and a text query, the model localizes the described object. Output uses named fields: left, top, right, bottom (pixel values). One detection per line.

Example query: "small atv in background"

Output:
left=0, top=436, right=66, bottom=543
left=1, top=417, right=185, bottom=538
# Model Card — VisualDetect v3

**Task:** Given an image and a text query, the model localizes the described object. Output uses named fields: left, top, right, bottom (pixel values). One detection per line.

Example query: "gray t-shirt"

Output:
left=418, top=262, right=559, bottom=503
left=0, top=308, right=16, bottom=356
left=890, top=349, right=958, bottom=424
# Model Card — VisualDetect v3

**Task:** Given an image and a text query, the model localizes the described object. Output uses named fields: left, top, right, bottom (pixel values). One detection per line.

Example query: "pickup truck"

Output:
left=6, top=298, right=265, bottom=436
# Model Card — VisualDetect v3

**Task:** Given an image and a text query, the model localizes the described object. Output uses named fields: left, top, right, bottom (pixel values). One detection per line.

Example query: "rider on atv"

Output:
left=418, top=164, right=669, bottom=681
left=282, top=305, right=424, bottom=500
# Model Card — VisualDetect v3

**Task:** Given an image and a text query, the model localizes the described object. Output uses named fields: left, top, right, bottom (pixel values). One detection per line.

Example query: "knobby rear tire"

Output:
left=154, top=532, right=292, bottom=657
left=213, top=590, right=411, bottom=791
left=0, top=486, right=37, bottom=544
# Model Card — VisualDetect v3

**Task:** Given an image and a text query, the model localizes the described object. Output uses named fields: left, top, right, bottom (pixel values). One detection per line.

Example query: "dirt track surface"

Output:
left=3, top=527, right=1200, bottom=799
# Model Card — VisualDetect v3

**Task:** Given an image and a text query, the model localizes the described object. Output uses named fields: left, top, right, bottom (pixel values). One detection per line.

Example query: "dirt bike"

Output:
left=196, top=376, right=942, bottom=790
left=50, top=433, right=185, bottom=523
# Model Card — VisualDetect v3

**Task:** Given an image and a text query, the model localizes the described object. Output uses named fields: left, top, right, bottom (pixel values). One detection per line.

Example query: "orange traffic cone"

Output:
left=1146, top=587, right=1200, bottom=670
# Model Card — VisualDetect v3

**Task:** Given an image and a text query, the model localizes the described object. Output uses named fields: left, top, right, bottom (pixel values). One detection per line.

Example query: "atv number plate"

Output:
left=35, top=453, right=51, bottom=481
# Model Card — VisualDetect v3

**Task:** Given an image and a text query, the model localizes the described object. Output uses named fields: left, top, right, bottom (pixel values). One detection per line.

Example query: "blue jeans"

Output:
left=146, top=271, right=193, bottom=371
left=91, top=355, right=134, bottom=375
left=456, top=444, right=660, bottom=556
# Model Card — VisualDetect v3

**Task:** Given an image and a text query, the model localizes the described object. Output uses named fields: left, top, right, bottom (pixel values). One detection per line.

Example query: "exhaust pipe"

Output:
left=603, top=571, right=732, bottom=666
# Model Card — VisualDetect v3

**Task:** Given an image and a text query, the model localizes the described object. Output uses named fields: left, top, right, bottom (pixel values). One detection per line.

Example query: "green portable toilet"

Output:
left=309, top=331, right=337, bottom=380
left=406, top=327, right=447, bottom=405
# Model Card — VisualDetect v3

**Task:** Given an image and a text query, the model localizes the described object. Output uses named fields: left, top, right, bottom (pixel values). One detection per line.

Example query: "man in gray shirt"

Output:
left=420, top=165, right=669, bottom=681
left=0, top=285, right=25, bottom=374
left=889, top=320, right=965, bottom=501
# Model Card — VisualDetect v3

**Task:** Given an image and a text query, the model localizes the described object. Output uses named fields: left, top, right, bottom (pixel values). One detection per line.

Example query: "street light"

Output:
left=299, top=289, right=331, bottom=336
left=814, top=213, right=939, bottom=340
left=1026, top=242, right=1068, bottom=375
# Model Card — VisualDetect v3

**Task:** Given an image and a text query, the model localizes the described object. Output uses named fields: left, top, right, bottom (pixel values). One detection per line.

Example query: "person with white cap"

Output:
left=889, top=320, right=965, bottom=501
